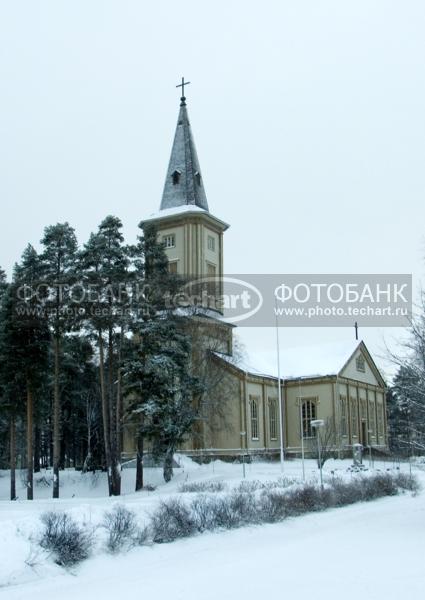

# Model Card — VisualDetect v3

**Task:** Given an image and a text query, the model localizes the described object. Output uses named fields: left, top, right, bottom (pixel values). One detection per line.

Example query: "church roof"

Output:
left=216, top=340, right=386, bottom=385
left=160, top=98, right=209, bottom=212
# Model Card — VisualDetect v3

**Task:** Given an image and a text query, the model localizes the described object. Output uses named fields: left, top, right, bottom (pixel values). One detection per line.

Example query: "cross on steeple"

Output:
left=354, top=321, right=359, bottom=341
left=176, top=77, right=191, bottom=106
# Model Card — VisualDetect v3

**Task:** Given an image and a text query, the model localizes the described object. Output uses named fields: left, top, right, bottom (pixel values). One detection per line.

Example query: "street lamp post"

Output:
left=311, top=419, right=325, bottom=489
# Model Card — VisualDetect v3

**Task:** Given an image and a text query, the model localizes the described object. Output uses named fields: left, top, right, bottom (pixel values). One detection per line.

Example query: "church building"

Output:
left=123, top=88, right=388, bottom=461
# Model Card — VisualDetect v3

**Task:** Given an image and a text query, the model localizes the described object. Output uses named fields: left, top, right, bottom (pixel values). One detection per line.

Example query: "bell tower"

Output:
left=141, top=81, right=229, bottom=305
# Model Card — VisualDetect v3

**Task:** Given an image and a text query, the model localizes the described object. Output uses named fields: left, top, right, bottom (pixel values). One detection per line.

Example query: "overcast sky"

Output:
left=1, top=1, right=424, bottom=377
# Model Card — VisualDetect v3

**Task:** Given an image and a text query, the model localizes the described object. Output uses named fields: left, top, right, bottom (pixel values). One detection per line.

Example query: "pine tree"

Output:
left=80, top=216, right=130, bottom=495
left=40, top=223, right=78, bottom=498
left=125, top=223, right=203, bottom=484
left=0, top=248, right=50, bottom=499
left=60, top=335, right=102, bottom=470
left=388, top=365, right=425, bottom=455
left=0, top=267, right=15, bottom=499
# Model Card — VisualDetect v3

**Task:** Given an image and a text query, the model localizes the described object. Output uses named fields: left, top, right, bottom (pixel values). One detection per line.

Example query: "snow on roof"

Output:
left=141, top=205, right=208, bottom=222
left=220, top=340, right=362, bottom=381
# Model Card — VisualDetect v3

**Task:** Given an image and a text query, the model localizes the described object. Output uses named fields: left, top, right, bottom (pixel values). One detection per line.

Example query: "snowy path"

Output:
left=1, top=490, right=423, bottom=600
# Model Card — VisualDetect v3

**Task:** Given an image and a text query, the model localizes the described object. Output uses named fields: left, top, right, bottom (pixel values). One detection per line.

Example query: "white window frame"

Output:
left=163, top=234, right=175, bottom=249
left=301, top=399, right=317, bottom=438
left=250, top=396, right=260, bottom=440
left=207, top=235, right=215, bottom=252
left=268, top=397, right=278, bottom=441
left=340, top=395, right=348, bottom=436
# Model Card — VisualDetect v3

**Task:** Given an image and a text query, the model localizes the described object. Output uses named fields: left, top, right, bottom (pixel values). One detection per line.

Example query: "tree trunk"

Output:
left=163, top=447, right=175, bottom=483
left=108, top=325, right=121, bottom=496
left=33, top=424, right=40, bottom=473
left=99, top=330, right=112, bottom=495
left=52, top=335, right=60, bottom=498
left=135, top=431, right=144, bottom=491
left=26, top=381, right=34, bottom=500
left=10, top=414, right=16, bottom=501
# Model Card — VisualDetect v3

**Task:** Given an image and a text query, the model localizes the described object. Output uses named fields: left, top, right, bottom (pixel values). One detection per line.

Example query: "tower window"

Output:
left=172, top=170, right=181, bottom=185
left=195, top=171, right=201, bottom=186
left=207, top=235, right=215, bottom=251
left=163, top=234, right=175, bottom=248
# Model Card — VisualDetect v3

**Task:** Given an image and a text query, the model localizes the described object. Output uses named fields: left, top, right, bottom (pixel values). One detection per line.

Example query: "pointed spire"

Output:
left=160, top=91, right=209, bottom=212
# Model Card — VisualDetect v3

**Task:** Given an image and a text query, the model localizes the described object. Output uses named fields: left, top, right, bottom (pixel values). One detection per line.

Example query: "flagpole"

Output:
left=275, top=298, right=285, bottom=473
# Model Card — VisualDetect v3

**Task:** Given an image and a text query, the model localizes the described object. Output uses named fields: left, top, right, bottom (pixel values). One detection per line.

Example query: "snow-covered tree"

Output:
left=125, top=222, right=203, bottom=484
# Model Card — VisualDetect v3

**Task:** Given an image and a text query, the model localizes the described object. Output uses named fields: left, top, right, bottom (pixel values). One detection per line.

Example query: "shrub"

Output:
left=191, top=495, right=226, bottom=531
left=258, top=490, right=288, bottom=523
left=150, top=498, right=197, bottom=543
left=331, top=479, right=364, bottom=506
left=102, top=504, right=138, bottom=553
left=284, top=484, right=323, bottom=516
left=236, top=477, right=297, bottom=494
left=362, top=473, right=399, bottom=499
left=392, top=472, right=420, bottom=494
left=39, top=511, right=93, bottom=566
left=179, top=480, right=226, bottom=493
left=228, top=490, right=258, bottom=525
left=134, top=525, right=151, bottom=546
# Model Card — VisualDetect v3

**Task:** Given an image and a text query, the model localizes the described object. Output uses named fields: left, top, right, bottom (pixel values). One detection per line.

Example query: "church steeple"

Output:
left=160, top=84, right=209, bottom=212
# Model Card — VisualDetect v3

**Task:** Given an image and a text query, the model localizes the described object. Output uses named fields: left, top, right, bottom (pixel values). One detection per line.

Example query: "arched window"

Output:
left=302, top=399, right=317, bottom=438
left=250, top=396, right=259, bottom=440
left=350, top=398, right=358, bottom=437
left=269, top=398, right=278, bottom=441
left=369, top=401, right=376, bottom=437
left=195, top=171, right=202, bottom=186
left=340, top=396, right=347, bottom=436
left=172, top=170, right=181, bottom=185
left=377, top=404, right=384, bottom=437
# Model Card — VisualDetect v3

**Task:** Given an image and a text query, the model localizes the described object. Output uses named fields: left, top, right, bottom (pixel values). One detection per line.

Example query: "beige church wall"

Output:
left=359, top=387, right=367, bottom=401
left=122, top=421, right=137, bottom=458
left=205, top=368, right=242, bottom=453
left=340, top=351, right=381, bottom=386
left=159, top=225, right=185, bottom=271
left=375, top=391, right=387, bottom=446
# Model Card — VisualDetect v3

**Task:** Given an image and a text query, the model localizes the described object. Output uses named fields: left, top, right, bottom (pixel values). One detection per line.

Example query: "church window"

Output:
left=163, top=234, right=175, bottom=248
left=301, top=399, right=317, bottom=438
left=356, top=355, right=366, bottom=373
left=369, top=401, right=376, bottom=437
left=360, top=399, right=367, bottom=420
left=172, top=170, right=181, bottom=185
left=250, top=396, right=259, bottom=440
left=350, top=398, right=358, bottom=437
left=195, top=171, right=202, bottom=186
left=377, top=404, right=384, bottom=437
left=168, top=260, right=178, bottom=274
left=207, top=235, right=215, bottom=251
left=340, top=396, right=347, bottom=436
left=269, top=398, right=278, bottom=440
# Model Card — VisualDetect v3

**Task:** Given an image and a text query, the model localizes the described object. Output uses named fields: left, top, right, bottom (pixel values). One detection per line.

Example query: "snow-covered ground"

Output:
left=0, top=457, right=423, bottom=600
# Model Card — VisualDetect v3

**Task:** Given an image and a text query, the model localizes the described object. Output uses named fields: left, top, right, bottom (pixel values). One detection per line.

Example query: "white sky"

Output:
left=1, top=1, right=424, bottom=378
